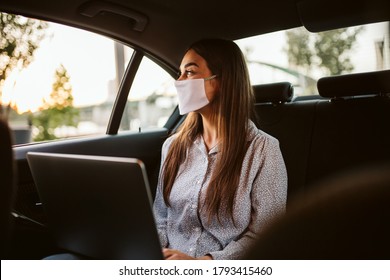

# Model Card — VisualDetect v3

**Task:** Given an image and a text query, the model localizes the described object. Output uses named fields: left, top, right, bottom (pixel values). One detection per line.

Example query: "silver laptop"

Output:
left=27, top=152, right=163, bottom=260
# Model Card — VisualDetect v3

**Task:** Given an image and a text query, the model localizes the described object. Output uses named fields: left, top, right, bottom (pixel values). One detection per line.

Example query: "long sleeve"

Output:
left=152, top=136, right=175, bottom=248
left=209, top=135, right=288, bottom=260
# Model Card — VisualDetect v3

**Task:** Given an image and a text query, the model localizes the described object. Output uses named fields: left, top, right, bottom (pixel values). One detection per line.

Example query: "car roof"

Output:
left=1, top=0, right=389, bottom=69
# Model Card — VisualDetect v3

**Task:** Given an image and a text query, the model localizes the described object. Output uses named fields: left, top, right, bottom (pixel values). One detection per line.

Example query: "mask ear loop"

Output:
left=204, top=75, right=217, bottom=81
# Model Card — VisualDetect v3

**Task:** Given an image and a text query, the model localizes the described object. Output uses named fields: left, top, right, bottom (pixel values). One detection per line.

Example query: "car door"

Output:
left=5, top=15, right=181, bottom=259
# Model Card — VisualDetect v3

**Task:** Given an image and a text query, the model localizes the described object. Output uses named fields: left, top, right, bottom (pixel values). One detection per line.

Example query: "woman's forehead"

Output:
left=180, top=49, right=207, bottom=69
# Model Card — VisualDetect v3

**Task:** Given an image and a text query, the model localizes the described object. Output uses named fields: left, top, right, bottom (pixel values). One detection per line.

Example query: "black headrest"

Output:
left=317, top=70, right=390, bottom=98
left=253, top=82, right=294, bottom=104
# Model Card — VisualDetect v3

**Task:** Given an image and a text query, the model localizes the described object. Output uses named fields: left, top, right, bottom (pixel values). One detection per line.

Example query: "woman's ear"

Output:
left=211, top=77, right=220, bottom=94
left=206, top=78, right=220, bottom=103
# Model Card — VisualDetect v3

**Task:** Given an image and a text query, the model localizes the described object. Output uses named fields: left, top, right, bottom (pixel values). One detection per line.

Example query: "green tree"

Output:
left=285, top=26, right=364, bottom=76
left=33, top=64, right=79, bottom=141
left=315, top=27, right=363, bottom=75
left=0, top=12, right=48, bottom=120
left=285, top=28, right=313, bottom=74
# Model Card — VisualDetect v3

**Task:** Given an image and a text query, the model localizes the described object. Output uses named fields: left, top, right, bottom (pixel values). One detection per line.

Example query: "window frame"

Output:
left=106, top=50, right=143, bottom=135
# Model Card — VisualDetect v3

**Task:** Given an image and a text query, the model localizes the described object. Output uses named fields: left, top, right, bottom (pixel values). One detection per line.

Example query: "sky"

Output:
left=2, top=20, right=388, bottom=114
left=2, top=23, right=117, bottom=113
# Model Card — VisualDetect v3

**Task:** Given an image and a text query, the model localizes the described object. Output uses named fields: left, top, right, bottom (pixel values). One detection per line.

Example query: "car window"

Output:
left=236, top=21, right=390, bottom=97
left=118, top=56, right=176, bottom=132
left=1, top=13, right=134, bottom=144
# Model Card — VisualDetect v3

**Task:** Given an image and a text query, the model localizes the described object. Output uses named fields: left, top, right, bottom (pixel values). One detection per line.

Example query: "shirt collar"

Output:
left=194, top=135, right=219, bottom=155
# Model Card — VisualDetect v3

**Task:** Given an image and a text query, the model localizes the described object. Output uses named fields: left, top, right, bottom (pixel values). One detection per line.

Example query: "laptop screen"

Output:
left=27, top=152, right=163, bottom=260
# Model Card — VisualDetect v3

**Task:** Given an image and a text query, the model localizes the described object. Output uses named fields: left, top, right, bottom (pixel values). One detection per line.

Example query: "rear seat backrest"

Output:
left=307, top=70, right=390, bottom=187
left=254, top=70, right=390, bottom=207
left=254, top=82, right=318, bottom=205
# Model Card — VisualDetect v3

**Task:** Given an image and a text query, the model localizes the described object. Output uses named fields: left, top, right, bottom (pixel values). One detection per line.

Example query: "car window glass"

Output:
left=118, top=56, right=176, bottom=132
left=236, top=21, right=390, bottom=97
left=1, top=13, right=133, bottom=144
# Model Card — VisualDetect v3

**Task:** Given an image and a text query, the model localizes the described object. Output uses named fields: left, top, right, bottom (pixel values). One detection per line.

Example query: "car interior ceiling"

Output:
left=0, top=0, right=389, bottom=67
left=1, top=0, right=390, bottom=260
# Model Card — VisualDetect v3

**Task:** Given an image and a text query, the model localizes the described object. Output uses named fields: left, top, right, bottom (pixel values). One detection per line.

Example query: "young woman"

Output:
left=153, top=38, right=287, bottom=260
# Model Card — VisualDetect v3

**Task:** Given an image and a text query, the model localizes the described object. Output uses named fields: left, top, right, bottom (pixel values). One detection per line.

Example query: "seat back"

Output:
left=0, top=119, right=16, bottom=258
left=307, top=70, right=390, bottom=187
left=254, top=82, right=318, bottom=204
left=254, top=71, right=390, bottom=205
left=245, top=164, right=390, bottom=259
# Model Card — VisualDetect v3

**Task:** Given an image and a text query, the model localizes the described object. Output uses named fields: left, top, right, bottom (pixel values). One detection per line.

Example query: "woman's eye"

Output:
left=177, top=69, right=196, bottom=79
left=185, top=70, right=195, bottom=76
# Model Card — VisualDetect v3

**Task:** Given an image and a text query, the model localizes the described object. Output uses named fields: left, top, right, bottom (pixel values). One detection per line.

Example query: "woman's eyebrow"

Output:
left=183, top=62, right=199, bottom=68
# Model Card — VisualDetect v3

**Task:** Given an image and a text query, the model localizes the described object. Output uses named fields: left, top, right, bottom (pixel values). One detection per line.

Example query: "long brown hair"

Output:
left=162, top=38, right=255, bottom=223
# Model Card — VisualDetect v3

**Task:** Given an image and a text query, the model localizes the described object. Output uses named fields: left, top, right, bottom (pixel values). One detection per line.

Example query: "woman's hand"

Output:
left=163, top=248, right=213, bottom=260
left=163, top=248, right=194, bottom=260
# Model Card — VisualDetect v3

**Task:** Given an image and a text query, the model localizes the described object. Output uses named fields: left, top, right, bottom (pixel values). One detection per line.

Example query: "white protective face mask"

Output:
left=174, top=75, right=217, bottom=115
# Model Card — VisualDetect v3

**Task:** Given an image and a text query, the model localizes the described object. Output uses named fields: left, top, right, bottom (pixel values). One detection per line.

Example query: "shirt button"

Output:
left=191, top=204, right=197, bottom=209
